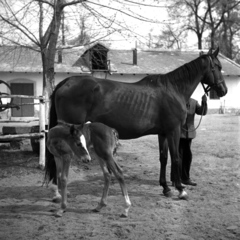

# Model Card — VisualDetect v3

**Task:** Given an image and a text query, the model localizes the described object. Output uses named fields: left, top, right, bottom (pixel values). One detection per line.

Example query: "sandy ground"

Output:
left=0, top=114, right=239, bottom=240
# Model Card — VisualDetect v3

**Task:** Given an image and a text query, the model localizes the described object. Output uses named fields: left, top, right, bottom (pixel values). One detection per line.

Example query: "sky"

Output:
left=0, top=0, right=198, bottom=50
left=109, top=4, right=170, bottom=48
left=65, top=0, right=175, bottom=49
left=79, top=0, right=198, bottom=49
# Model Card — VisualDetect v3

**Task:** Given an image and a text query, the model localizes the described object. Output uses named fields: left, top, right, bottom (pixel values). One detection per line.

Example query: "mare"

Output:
left=45, top=47, right=227, bottom=200
left=47, top=121, right=131, bottom=217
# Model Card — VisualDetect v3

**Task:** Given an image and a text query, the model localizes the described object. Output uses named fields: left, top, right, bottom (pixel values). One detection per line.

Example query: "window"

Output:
left=11, top=82, right=34, bottom=117
left=91, top=49, right=108, bottom=70
left=209, top=89, right=220, bottom=100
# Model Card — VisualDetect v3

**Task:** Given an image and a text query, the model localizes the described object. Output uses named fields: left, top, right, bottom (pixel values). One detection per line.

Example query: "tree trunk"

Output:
left=197, top=34, right=202, bottom=49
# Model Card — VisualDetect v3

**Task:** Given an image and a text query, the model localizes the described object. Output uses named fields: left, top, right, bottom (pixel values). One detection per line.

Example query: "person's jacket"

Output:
left=181, top=98, right=207, bottom=139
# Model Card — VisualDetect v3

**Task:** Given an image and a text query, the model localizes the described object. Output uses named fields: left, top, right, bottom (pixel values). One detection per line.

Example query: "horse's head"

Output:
left=201, top=47, right=228, bottom=97
left=69, top=124, right=91, bottom=163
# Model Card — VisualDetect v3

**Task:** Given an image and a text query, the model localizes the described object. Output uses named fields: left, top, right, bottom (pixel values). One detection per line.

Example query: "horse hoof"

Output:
left=52, top=197, right=61, bottom=203
left=163, top=190, right=173, bottom=198
left=55, top=212, right=63, bottom=218
left=93, top=203, right=106, bottom=212
left=178, top=190, right=188, bottom=200
left=55, top=210, right=64, bottom=217
left=38, top=164, right=44, bottom=170
left=92, top=208, right=100, bottom=213
left=120, top=213, right=128, bottom=218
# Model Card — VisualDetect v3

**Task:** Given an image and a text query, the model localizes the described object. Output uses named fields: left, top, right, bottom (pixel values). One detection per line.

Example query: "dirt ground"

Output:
left=0, top=114, right=239, bottom=240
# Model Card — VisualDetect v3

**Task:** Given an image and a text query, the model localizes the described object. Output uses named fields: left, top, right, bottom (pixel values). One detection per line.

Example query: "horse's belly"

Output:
left=91, top=99, right=160, bottom=139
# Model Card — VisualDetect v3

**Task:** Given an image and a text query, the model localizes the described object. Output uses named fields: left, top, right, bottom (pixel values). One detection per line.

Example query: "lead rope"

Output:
left=182, top=97, right=207, bottom=133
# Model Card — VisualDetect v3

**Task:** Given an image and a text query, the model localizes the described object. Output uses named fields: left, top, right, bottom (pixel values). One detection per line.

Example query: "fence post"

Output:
left=39, top=97, right=46, bottom=169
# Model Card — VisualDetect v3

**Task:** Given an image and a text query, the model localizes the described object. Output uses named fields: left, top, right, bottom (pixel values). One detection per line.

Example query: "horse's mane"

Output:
left=140, top=55, right=206, bottom=90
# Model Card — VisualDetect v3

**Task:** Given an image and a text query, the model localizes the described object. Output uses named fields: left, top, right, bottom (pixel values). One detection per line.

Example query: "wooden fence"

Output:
left=0, top=95, right=46, bottom=168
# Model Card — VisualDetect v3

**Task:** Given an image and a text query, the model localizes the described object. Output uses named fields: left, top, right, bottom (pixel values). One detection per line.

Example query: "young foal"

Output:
left=47, top=121, right=131, bottom=217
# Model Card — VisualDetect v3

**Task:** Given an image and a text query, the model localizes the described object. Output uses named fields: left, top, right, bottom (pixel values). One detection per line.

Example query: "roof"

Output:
left=0, top=45, right=240, bottom=76
left=0, top=46, right=89, bottom=73
left=106, top=49, right=240, bottom=76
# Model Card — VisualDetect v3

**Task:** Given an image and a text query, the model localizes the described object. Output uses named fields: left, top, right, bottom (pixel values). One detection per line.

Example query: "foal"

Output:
left=47, top=121, right=131, bottom=217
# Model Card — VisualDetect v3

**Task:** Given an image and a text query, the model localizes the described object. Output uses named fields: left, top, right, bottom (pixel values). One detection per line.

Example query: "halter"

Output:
left=201, top=55, right=224, bottom=96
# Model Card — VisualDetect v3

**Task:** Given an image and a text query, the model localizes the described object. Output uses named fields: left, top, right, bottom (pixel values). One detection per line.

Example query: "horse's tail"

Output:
left=44, top=78, right=70, bottom=185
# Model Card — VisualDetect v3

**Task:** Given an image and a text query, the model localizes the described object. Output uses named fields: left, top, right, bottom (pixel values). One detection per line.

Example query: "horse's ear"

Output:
left=212, top=46, right=219, bottom=57
left=207, top=48, right=213, bottom=55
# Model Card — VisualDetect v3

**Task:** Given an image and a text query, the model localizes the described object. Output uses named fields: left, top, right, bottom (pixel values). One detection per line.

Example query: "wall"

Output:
left=192, top=76, right=240, bottom=113
left=0, top=72, right=80, bottom=119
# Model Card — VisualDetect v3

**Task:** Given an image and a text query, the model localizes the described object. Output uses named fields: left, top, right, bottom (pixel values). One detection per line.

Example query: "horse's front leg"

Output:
left=158, top=136, right=172, bottom=197
left=168, top=132, right=188, bottom=200
left=55, top=154, right=71, bottom=217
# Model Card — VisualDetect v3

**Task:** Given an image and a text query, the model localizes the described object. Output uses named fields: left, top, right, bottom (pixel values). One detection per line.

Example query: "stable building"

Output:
left=0, top=43, right=240, bottom=120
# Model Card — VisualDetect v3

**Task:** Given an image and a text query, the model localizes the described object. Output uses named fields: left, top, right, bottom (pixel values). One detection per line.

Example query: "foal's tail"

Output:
left=112, top=128, right=120, bottom=155
left=108, top=129, right=122, bottom=174
left=44, top=79, right=70, bottom=185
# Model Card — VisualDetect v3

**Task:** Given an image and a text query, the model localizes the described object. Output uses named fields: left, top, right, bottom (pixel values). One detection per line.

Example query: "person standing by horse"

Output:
left=178, top=94, right=208, bottom=186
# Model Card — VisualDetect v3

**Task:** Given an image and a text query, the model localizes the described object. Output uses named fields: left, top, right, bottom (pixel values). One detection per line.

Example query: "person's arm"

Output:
left=195, top=94, right=208, bottom=115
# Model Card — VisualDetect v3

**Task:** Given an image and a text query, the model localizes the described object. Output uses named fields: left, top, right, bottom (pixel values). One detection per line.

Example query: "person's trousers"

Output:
left=179, top=138, right=193, bottom=181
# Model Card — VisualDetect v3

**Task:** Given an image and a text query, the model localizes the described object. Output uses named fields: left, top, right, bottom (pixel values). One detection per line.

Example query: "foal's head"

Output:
left=69, top=124, right=91, bottom=163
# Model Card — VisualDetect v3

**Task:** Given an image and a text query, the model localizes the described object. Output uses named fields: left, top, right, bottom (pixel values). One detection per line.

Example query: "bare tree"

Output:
left=0, top=0, right=166, bottom=101
left=0, top=0, right=88, bottom=100
left=167, top=0, right=209, bottom=49
left=157, top=24, right=187, bottom=49
left=167, top=0, right=240, bottom=51
left=211, top=0, right=240, bottom=60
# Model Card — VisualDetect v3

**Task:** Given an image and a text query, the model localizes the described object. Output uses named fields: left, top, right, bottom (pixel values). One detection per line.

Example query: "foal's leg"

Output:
left=52, top=156, right=62, bottom=203
left=106, top=157, right=131, bottom=218
left=93, top=158, right=111, bottom=212
left=55, top=154, right=72, bottom=217
left=158, top=136, right=172, bottom=197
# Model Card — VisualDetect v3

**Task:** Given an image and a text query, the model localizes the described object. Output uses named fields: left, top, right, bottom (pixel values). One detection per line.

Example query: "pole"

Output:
left=39, top=97, right=46, bottom=169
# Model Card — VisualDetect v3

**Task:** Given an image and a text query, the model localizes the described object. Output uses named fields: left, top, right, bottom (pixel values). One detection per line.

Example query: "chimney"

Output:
left=133, top=48, right=137, bottom=65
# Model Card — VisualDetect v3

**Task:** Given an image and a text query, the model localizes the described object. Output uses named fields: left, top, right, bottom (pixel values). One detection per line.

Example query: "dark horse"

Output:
left=45, top=47, right=227, bottom=199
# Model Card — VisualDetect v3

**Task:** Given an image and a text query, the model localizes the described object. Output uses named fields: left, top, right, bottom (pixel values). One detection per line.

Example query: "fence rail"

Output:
left=0, top=132, right=44, bottom=141
left=0, top=95, right=45, bottom=100
left=0, top=94, right=46, bottom=168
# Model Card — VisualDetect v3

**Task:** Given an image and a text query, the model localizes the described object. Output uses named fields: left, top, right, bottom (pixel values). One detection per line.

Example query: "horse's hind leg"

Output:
left=107, top=157, right=131, bottom=218
left=52, top=156, right=62, bottom=203
left=158, top=136, right=172, bottom=197
left=55, top=154, right=71, bottom=217
left=93, top=158, right=111, bottom=212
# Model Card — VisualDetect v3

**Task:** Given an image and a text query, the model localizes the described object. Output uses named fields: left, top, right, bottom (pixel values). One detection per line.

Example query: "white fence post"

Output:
left=39, top=97, right=46, bottom=169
